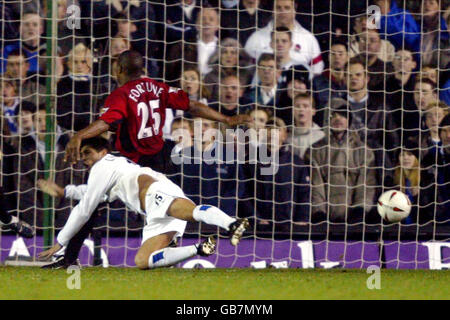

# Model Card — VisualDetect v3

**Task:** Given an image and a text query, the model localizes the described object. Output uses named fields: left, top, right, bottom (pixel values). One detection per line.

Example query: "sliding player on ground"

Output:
left=39, top=137, right=249, bottom=269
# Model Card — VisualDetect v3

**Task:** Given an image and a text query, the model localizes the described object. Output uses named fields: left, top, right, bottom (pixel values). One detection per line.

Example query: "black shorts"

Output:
left=137, top=140, right=178, bottom=175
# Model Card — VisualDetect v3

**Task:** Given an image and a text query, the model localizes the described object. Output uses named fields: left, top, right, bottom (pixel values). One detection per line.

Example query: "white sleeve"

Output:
left=64, top=185, right=88, bottom=200
left=309, top=35, right=324, bottom=76
left=57, top=163, right=114, bottom=246
left=64, top=184, right=108, bottom=202
left=244, top=32, right=258, bottom=59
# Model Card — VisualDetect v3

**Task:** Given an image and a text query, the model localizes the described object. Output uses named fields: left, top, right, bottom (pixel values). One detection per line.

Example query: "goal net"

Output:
left=0, top=0, right=449, bottom=269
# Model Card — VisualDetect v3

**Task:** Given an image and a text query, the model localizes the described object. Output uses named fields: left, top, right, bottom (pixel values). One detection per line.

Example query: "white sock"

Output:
left=147, top=245, right=198, bottom=269
left=192, top=205, right=236, bottom=231
left=9, top=216, right=19, bottom=224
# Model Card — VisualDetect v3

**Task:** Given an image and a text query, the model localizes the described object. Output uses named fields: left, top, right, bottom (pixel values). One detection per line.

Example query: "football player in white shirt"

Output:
left=38, top=137, right=249, bottom=269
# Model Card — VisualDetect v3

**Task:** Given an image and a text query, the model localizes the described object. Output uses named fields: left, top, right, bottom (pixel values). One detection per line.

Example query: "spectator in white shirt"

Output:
left=244, top=0, right=324, bottom=76
left=196, top=7, right=220, bottom=76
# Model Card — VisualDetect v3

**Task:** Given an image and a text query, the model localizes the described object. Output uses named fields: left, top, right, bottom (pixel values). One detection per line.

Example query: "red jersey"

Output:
left=99, top=77, right=190, bottom=162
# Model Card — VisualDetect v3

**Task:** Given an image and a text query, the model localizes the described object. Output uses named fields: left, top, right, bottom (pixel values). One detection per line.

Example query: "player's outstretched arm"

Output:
left=37, top=179, right=65, bottom=198
left=39, top=161, right=112, bottom=260
left=64, top=120, right=110, bottom=164
left=188, top=100, right=252, bottom=127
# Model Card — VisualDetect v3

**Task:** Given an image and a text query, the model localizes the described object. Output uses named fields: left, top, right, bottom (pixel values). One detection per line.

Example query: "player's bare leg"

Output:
left=138, top=175, right=249, bottom=248
left=135, top=231, right=176, bottom=269
left=135, top=231, right=215, bottom=269
left=168, top=198, right=249, bottom=246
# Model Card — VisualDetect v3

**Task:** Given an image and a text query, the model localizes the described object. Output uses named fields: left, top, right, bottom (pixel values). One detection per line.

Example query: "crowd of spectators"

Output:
left=0, top=0, right=449, bottom=237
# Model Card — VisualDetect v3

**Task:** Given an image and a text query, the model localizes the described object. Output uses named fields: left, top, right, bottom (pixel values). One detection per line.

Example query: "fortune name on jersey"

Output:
left=128, top=81, right=164, bottom=102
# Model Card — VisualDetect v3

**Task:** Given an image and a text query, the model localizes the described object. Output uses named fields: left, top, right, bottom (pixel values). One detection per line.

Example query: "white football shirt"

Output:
left=57, top=154, right=170, bottom=246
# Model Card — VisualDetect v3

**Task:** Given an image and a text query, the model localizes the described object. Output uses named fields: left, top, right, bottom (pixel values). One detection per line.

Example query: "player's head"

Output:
left=117, top=50, right=144, bottom=85
left=80, top=137, right=111, bottom=169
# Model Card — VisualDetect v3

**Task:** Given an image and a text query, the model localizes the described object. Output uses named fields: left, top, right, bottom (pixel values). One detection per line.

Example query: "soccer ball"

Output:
left=377, top=190, right=412, bottom=223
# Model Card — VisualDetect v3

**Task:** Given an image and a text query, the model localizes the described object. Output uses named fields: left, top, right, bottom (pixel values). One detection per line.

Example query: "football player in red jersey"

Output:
left=41, top=51, right=251, bottom=269
left=64, top=50, right=251, bottom=170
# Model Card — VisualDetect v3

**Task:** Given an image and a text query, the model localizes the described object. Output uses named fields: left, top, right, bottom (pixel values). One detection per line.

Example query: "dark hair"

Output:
left=284, top=64, right=310, bottom=88
left=398, top=138, right=420, bottom=161
left=8, top=49, right=28, bottom=60
left=22, top=9, right=43, bottom=19
left=0, top=79, right=16, bottom=90
left=346, top=56, right=367, bottom=70
left=414, top=77, right=437, bottom=91
left=118, top=50, right=144, bottom=77
left=113, top=12, right=128, bottom=22
left=257, top=53, right=276, bottom=66
left=331, top=37, right=349, bottom=52
left=19, top=101, right=36, bottom=114
left=222, top=73, right=243, bottom=86
left=293, top=92, right=316, bottom=109
left=370, top=0, right=391, bottom=5
left=440, top=114, right=450, bottom=137
left=81, top=137, right=111, bottom=152
left=271, top=26, right=292, bottom=41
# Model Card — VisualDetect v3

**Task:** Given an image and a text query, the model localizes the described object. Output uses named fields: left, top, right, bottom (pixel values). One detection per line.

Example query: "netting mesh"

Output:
left=0, top=0, right=449, bottom=268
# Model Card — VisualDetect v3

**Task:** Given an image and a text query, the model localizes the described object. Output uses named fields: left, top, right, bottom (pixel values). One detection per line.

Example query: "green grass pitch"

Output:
left=0, top=267, right=449, bottom=300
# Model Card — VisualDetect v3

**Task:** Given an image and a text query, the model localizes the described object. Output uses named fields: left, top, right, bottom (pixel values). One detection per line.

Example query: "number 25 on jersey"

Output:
left=137, top=100, right=161, bottom=139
